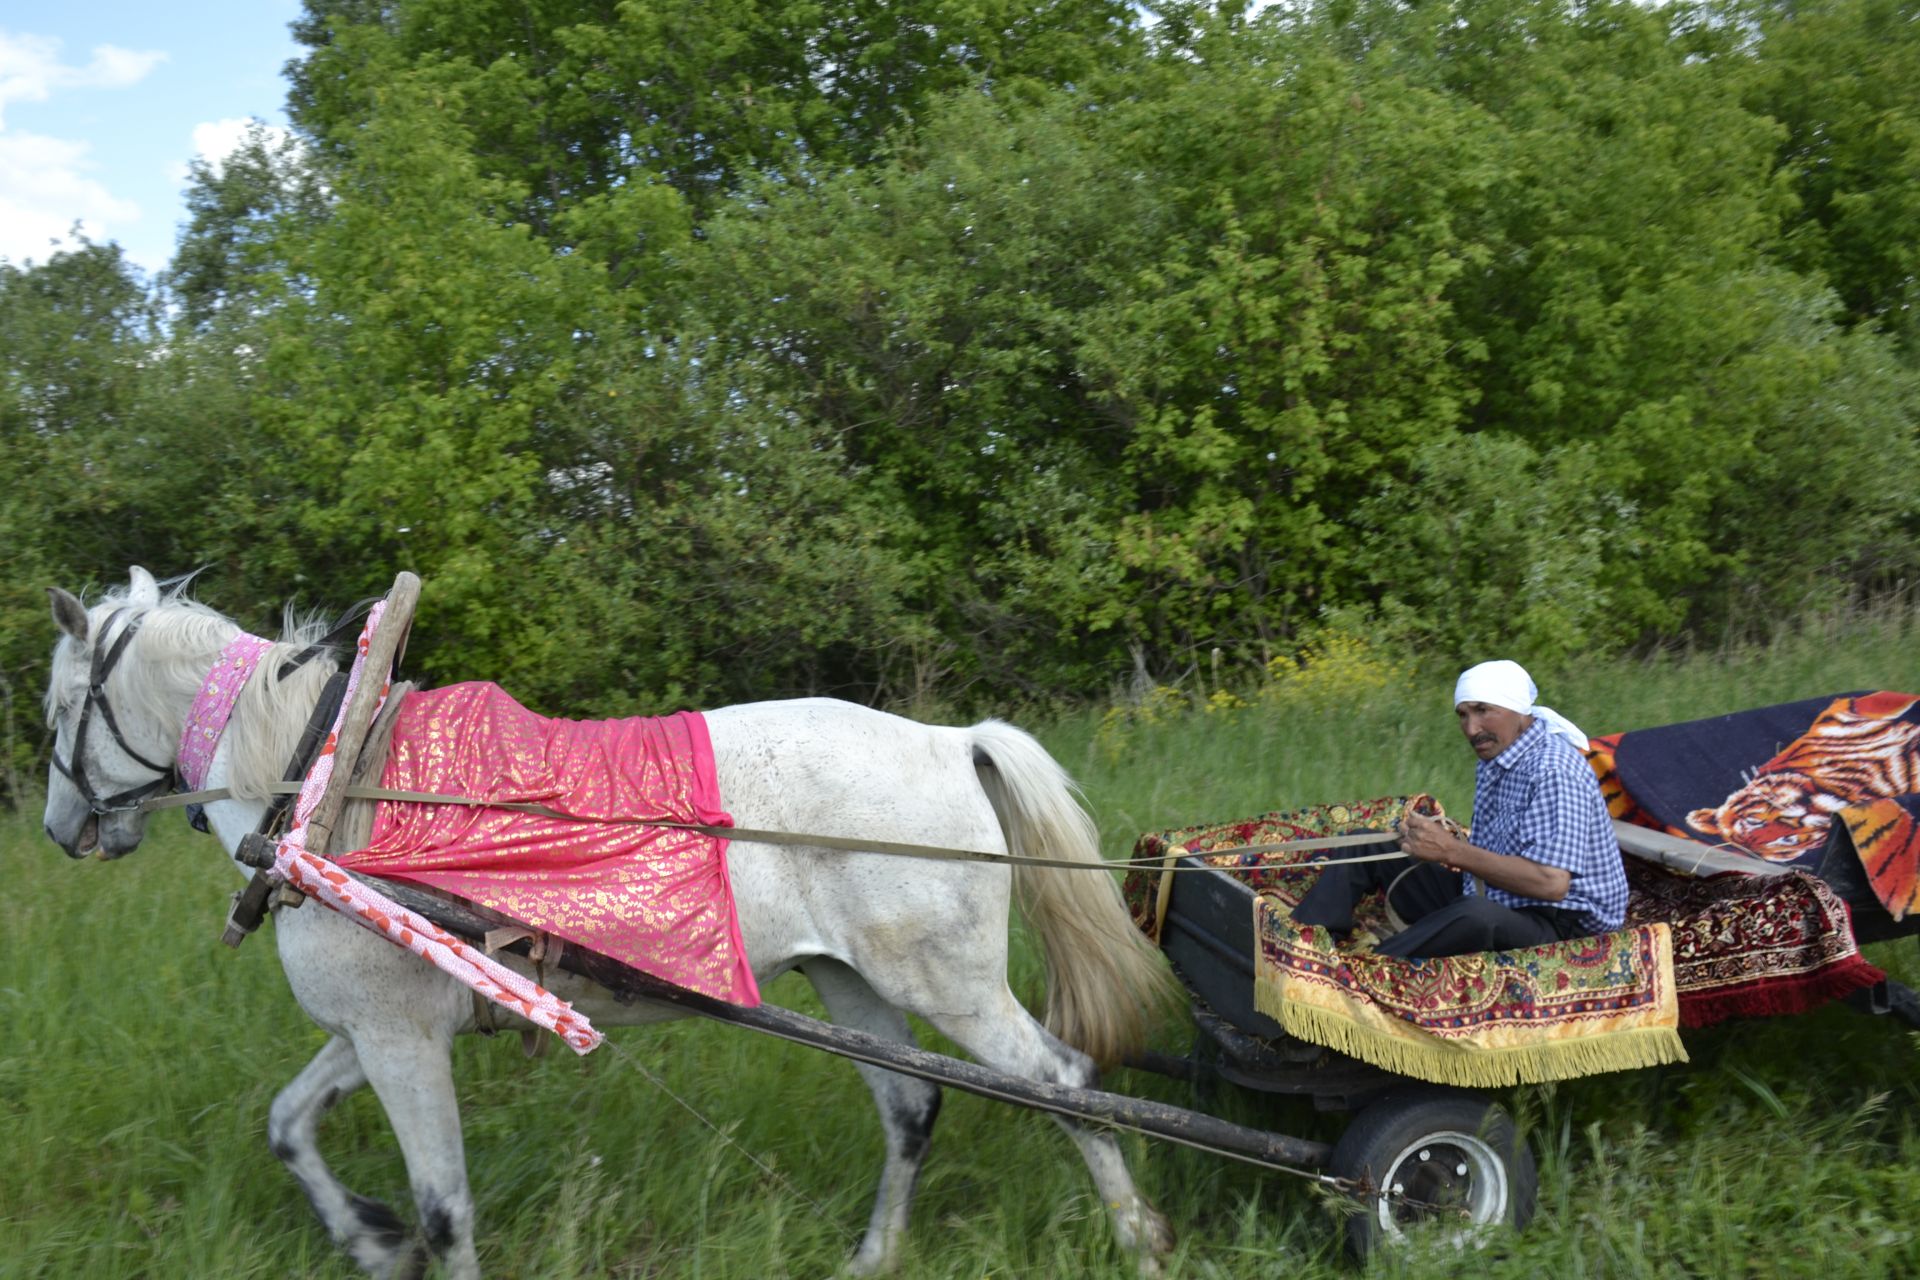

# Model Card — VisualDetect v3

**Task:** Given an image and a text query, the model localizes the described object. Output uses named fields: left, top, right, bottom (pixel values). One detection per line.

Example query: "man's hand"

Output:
left=1401, top=810, right=1573, bottom=901
left=1400, top=810, right=1465, bottom=870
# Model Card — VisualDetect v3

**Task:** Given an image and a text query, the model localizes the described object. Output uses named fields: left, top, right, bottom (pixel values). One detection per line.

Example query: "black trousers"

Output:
left=1292, top=856, right=1587, bottom=959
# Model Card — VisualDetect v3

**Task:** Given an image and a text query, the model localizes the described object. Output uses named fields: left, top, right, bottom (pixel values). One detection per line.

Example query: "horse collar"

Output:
left=177, top=632, right=276, bottom=791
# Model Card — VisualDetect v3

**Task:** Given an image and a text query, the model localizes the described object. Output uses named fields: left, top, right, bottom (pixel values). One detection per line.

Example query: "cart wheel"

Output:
left=1329, top=1085, right=1536, bottom=1261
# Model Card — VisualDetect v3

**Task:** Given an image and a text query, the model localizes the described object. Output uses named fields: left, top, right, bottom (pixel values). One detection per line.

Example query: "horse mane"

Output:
left=49, top=575, right=342, bottom=803
left=226, top=604, right=342, bottom=801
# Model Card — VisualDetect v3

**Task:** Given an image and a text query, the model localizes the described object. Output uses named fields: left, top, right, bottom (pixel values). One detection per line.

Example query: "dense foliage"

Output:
left=4, top=0, right=1918, bottom=798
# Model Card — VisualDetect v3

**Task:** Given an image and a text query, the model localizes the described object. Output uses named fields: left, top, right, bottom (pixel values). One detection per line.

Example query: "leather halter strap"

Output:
left=51, top=608, right=175, bottom=815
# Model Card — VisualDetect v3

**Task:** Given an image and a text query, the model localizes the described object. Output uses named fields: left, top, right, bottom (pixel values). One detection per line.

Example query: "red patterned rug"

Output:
left=1622, top=858, right=1882, bottom=1027
left=1125, top=797, right=1408, bottom=942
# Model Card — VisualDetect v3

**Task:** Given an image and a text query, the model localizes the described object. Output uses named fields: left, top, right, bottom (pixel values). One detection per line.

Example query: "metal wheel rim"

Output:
left=1369, top=1126, right=1510, bottom=1246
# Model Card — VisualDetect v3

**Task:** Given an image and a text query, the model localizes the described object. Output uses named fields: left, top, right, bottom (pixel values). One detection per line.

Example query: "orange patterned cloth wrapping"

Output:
left=1589, top=691, right=1920, bottom=919
left=334, top=682, right=759, bottom=1006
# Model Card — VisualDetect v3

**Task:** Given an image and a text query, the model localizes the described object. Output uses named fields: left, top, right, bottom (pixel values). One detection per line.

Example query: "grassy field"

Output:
left=6, top=609, right=1920, bottom=1278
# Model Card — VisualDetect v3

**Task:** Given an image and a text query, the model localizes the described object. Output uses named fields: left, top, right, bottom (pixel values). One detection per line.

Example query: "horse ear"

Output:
left=48, top=588, right=89, bottom=642
left=128, top=566, right=161, bottom=608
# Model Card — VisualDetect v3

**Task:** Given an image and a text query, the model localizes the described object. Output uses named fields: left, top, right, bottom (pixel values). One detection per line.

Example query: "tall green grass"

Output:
left=5, top=606, right=1920, bottom=1278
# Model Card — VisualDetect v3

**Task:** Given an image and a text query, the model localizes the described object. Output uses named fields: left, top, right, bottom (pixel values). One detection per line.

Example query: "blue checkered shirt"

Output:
left=1465, top=717, right=1627, bottom=934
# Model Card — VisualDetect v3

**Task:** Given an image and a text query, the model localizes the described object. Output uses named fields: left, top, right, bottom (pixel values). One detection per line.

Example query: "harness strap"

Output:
left=90, top=610, right=169, bottom=770
left=276, top=597, right=385, bottom=682
left=219, top=671, right=355, bottom=946
left=263, top=673, right=349, bottom=829
left=157, top=780, right=1410, bottom=873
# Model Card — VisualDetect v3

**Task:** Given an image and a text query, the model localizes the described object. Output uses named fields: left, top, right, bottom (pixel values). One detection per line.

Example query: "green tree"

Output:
left=11, top=0, right=1916, bottom=750
left=288, top=0, right=1144, bottom=229
left=1351, top=433, right=1634, bottom=666
left=1076, top=19, right=1498, bottom=663
left=246, top=68, right=615, bottom=692
left=1341, top=0, right=1916, bottom=643
left=687, top=90, right=1169, bottom=696
left=1734, top=0, right=1920, bottom=354
left=166, top=121, right=331, bottom=330
left=0, top=241, right=160, bottom=801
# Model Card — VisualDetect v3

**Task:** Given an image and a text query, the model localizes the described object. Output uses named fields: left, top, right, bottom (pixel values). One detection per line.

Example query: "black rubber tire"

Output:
left=1328, top=1085, right=1536, bottom=1262
left=1885, top=978, right=1920, bottom=1031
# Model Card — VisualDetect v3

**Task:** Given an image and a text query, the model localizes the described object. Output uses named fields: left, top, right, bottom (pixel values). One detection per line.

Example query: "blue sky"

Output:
left=1, top=2, right=304, bottom=277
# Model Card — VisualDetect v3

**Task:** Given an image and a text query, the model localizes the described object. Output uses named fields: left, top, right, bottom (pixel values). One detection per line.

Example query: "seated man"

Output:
left=1294, top=659, right=1628, bottom=958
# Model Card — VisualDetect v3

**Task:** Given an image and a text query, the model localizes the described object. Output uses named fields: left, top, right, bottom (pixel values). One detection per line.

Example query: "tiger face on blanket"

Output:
left=1686, top=693, right=1920, bottom=861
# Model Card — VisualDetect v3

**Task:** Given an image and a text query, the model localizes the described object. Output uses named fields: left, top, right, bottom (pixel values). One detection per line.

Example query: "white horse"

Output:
left=42, top=568, right=1179, bottom=1279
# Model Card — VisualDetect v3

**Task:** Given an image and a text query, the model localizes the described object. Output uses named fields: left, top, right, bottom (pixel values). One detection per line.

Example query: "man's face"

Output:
left=1457, top=701, right=1531, bottom=761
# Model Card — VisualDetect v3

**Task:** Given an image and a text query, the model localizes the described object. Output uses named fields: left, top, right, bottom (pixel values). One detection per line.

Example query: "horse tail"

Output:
left=968, top=720, right=1179, bottom=1066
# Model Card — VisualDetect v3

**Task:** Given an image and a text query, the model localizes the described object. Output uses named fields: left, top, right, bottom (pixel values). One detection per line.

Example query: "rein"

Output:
left=150, top=781, right=1413, bottom=874
left=129, top=588, right=1407, bottom=877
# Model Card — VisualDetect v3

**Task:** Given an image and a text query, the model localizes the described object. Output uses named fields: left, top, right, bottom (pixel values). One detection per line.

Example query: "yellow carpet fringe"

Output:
left=1251, top=919, right=1689, bottom=1088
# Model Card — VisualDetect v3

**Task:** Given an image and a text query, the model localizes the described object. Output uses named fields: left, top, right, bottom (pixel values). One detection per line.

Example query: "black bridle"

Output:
left=52, top=596, right=384, bottom=821
left=50, top=607, right=176, bottom=816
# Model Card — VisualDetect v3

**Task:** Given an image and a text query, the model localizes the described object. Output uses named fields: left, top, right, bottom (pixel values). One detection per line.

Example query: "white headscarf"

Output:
left=1453, top=659, right=1589, bottom=750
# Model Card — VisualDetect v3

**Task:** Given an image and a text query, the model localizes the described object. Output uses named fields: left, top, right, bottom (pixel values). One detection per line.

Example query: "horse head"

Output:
left=43, top=566, right=211, bottom=859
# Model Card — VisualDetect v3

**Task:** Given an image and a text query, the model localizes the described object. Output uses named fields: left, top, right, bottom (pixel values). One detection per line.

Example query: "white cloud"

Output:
left=0, top=30, right=167, bottom=129
left=0, top=129, right=140, bottom=265
left=176, top=115, right=292, bottom=184
left=0, top=30, right=166, bottom=268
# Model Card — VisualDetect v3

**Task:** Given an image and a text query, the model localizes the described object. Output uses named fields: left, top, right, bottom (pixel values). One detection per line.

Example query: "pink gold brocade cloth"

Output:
left=333, top=682, right=760, bottom=1007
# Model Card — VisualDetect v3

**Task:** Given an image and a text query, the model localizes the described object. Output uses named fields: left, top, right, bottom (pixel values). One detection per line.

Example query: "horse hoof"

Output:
left=1113, top=1199, right=1175, bottom=1263
left=839, top=1226, right=907, bottom=1278
left=1141, top=1205, right=1176, bottom=1256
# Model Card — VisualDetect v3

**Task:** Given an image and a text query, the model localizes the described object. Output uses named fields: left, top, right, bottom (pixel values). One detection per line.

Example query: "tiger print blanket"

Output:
left=1591, top=691, right=1920, bottom=919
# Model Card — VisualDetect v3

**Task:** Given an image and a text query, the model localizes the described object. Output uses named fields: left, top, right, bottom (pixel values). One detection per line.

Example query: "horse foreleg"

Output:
left=269, top=1035, right=423, bottom=1277
left=353, top=1029, right=481, bottom=1280
left=801, top=959, right=943, bottom=1275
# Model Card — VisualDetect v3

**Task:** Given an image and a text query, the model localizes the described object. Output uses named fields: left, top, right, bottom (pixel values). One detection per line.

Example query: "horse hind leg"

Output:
left=917, top=987, right=1174, bottom=1270
left=801, top=958, right=943, bottom=1276
left=269, top=1036, right=425, bottom=1278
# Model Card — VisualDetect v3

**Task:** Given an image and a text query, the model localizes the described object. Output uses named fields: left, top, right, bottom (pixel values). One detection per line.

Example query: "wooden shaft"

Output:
left=302, top=572, right=419, bottom=858
left=634, top=977, right=1337, bottom=1171
left=364, top=874, right=1332, bottom=1172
